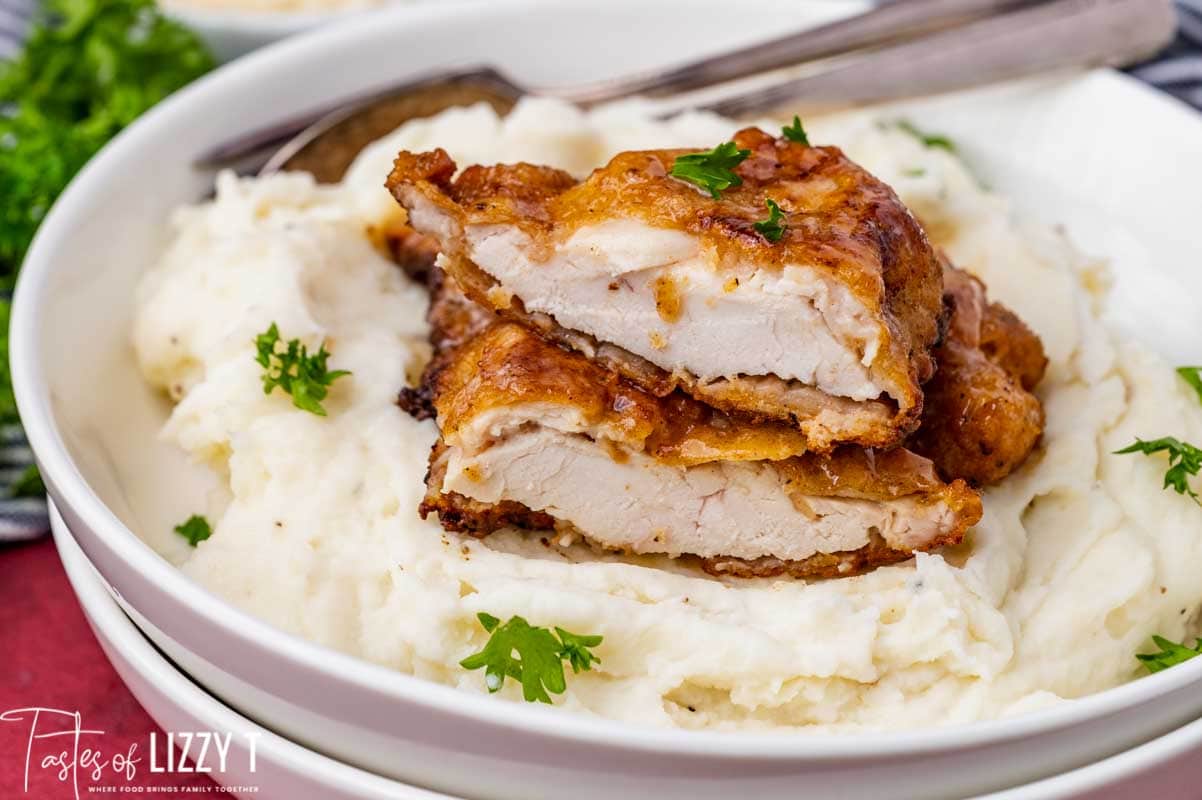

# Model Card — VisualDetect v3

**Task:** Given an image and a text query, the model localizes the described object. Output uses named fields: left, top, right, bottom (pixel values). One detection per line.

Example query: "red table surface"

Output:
left=0, top=536, right=220, bottom=798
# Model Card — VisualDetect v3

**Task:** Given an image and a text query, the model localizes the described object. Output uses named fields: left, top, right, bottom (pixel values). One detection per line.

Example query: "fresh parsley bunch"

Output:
left=0, top=0, right=213, bottom=497
left=0, top=0, right=214, bottom=277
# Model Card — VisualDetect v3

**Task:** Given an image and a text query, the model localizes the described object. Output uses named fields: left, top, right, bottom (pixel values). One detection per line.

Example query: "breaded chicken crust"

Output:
left=908, top=262, right=1047, bottom=485
left=411, top=315, right=980, bottom=579
left=387, top=128, right=944, bottom=451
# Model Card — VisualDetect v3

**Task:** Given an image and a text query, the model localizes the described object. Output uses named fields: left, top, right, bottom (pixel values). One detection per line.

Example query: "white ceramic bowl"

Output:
left=13, top=1, right=1202, bottom=799
left=51, top=497, right=1202, bottom=800
left=977, top=719, right=1202, bottom=800
left=50, top=501, right=456, bottom=800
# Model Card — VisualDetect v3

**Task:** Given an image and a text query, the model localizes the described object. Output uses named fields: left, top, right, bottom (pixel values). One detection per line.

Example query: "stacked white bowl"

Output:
left=14, top=1, right=1202, bottom=797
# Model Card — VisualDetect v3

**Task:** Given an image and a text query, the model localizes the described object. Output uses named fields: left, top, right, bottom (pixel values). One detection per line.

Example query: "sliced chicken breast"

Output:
left=418, top=321, right=981, bottom=579
left=387, top=127, right=944, bottom=451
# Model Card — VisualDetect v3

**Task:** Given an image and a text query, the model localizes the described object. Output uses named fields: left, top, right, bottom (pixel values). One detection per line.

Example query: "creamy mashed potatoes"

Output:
left=133, top=99, right=1202, bottom=730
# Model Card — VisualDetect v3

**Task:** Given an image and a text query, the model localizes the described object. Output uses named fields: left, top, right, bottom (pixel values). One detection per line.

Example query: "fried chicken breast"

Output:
left=415, top=320, right=980, bottom=579
left=387, top=127, right=944, bottom=452
left=909, top=262, right=1047, bottom=485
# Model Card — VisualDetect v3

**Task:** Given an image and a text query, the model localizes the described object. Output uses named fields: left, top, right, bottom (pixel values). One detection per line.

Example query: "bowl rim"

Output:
left=13, top=0, right=1202, bottom=761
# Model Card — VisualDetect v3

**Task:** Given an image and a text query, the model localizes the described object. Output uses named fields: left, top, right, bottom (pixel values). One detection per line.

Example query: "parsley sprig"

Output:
left=255, top=323, right=350, bottom=416
left=753, top=199, right=786, bottom=243
left=1178, top=367, right=1202, bottom=405
left=1114, top=437, right=1202, bottom=505
left=670, top=141, right=750, bottom=199
left=460, top=613, right=602, bottom=704
left=895, top=120, right=956, bottom=152
left=781, top=115, right=810, bottom=145
left=174, top=514, right=212, bottom=547
left=1138, top=635, right=1202, bottom=674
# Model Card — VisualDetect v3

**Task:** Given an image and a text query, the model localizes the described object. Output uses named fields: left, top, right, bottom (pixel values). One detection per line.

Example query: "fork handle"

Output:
left=539, top=0, right=1045, bottom=104
left=699, top=0, right=1176, bottom=117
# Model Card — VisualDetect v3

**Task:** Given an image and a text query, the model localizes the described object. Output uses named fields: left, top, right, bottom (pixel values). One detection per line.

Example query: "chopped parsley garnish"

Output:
left=670, top=141, right=750, bottom=199
left=460, top=613, right=602, bottom=704
left=174, top=514, right=212, bottom=547
left=1178, top=367, right=1202, bottom=405
left=255, top=323, right=350, bottom=416
left=1114, top=437, right=1202, bottom=505
left=752, top=199, right=786, bottom=243
left=895, top=120, right=956, bottom=152
left=781, top=115, right=810, bottom=145
left=1138, top=635, right=1202, bottom=674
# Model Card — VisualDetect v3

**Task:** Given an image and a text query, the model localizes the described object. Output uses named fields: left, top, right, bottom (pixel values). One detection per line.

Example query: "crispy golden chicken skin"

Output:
left=386, top=128, right=944, bottom=452
left=413, top=319, right=980, bottom=580
left=908, top=263, right=1047, bottom=485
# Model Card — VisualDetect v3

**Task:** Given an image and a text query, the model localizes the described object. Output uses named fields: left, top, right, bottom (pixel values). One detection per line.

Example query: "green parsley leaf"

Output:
left=255, top=323, right=351, bottom=416
left=173, top=514, right=212, bottom=547
left=1137, top=635, right=1202, bottom=673
left=670, top=141, right=751, bottom=199
left=556, top=627, right=604, bottom=674
left=460, top=613, right=603, bottom=703
left=894, top=120, right=956, bottom=152
left=1114, top=436, right=1202, bottom=504
left=752, top=199, right=786, bottom=243
left=0, top=0, right=214, bottom=277
left=780, top=115, right=810, bottom=145
left=1178, top=367, right=1202, bottom=406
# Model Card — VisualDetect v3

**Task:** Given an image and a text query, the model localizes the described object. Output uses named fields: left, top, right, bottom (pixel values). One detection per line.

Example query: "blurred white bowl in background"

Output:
left=161, top=0, right=391, bottom=61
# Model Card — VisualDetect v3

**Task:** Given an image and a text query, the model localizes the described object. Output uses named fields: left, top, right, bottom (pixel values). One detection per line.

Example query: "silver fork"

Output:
left=198, top=0, right=1177, bottom=175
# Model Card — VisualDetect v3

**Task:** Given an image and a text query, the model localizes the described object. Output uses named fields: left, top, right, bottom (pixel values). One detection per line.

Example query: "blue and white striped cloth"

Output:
left=0, top=0, right=1200, bottom=541
left=1129, top=0, right=1202, bottom=107
left=0, top=0, right=31, bottom=59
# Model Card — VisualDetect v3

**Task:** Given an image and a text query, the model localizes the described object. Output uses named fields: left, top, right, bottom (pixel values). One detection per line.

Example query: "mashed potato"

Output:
left=133, top=99, right=1202, bottom=730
